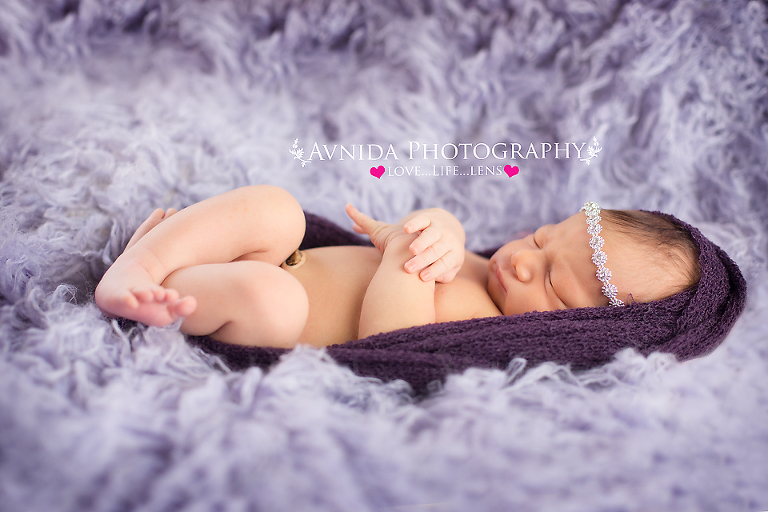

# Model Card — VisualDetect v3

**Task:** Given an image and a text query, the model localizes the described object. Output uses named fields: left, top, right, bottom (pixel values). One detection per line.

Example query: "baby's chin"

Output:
left=485, top=272, right=506, bottom=314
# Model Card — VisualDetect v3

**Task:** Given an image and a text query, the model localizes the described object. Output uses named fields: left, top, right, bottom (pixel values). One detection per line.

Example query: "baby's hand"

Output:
left=345, top=204, right=410, bottom=254
left=402, top=209, right=465, bottom=283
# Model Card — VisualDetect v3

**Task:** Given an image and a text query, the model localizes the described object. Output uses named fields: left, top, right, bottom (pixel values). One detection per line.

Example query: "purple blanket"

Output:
left=195, top=211, right=746, bottom=394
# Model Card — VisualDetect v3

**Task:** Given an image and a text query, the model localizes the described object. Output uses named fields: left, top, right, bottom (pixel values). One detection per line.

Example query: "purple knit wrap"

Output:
left=193, top=211, right=747, bottom=395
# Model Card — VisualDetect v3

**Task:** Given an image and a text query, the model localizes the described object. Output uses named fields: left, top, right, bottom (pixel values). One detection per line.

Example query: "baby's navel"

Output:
left=281, top=249, right=307, bottom=270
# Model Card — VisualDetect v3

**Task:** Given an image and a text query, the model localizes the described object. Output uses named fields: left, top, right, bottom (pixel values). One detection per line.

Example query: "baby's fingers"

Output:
left=416, top=255, right=453, bottom=282
left=403, top=214, right=431, bottom=234
left=435, top=266, right=460, bottom=284
left=404, top=234, right=451, bottom=273
left=346, top=204, right=374, bottom=233
left=408, top=226, right=441, bottom=256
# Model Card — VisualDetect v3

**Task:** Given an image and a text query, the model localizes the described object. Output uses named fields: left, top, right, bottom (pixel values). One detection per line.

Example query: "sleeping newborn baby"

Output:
left=95, top=185, right=700, bottom=348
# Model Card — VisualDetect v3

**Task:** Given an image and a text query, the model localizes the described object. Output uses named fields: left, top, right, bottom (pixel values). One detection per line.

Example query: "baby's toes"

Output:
left=126, top=209, right=165, bottom=249
left=164, top=288, right=180, bottom=303
left=171, top=296, right=197, bottom=319
left=118, top=290, right=140, bottom=309
left=133, top=286, right=162, bottom=303
left=143, top=209, right=165, bottom=225
left=164, top=208, right=178, bottom=219
left=152, top=286, right=168, bottom=302
left=132, top=287, right=152, bottom=302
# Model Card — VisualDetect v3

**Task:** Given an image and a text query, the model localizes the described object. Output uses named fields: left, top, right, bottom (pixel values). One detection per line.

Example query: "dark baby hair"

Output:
left=601, top=209, right=701, bottom=293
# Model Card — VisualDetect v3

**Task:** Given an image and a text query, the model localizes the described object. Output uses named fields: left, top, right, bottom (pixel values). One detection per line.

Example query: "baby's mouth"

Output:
left=493, top=262, right=507, bottom=293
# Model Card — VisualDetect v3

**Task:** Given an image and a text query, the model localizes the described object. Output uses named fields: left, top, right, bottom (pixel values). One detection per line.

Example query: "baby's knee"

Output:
left=241, top=185, right=306, bottom=243
left=259, top=271, right=309, bottom=347
left=233, top=265, right=308, bottom=348
left=272, top=187, right=306, bottom=242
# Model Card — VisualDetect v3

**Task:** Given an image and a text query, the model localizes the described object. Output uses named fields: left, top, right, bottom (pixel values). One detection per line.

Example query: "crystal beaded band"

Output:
left=581, top=202, right=624, bottom=307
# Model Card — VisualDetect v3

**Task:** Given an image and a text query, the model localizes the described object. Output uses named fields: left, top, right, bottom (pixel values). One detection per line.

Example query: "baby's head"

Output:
left=598, top=207, right=700, bottom=304
left=488, top=202, right=701, bottom=315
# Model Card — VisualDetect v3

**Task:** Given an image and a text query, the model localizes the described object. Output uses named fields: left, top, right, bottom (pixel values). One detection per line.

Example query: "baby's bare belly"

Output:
left=280, top=246, right=380, bottom=346
left=279, top=246, right=500, bottom=347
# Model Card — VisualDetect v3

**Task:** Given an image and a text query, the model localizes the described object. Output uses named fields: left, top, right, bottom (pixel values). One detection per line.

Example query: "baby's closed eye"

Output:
left=548, top=273, right=567, bottom=309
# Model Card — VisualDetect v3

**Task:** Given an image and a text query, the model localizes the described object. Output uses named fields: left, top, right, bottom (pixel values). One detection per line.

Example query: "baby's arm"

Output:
left=359, top=234, right=436, bottom=338
left=346, top=206, right=436, bottom=337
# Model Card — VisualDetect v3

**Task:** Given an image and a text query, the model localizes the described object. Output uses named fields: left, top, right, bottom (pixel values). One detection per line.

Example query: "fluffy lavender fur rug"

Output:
left=1, top=1, right=767, bottom=511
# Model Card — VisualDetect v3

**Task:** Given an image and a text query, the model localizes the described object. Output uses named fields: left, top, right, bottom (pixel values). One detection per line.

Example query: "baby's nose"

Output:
left=510, top=251, right=533, bottom=282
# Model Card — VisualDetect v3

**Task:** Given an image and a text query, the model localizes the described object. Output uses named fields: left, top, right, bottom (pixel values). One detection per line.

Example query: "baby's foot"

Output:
left=95, top=259, right=196, bottom=327
left=124, top=284, right=197, bottom=326
left=125, top=208, right=178, bottom=250
left=97, top=207, right=193, bottom=327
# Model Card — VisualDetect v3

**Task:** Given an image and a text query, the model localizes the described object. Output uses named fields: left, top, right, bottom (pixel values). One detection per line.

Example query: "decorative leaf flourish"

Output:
left=290, top=139, right=311, bottom=167
left=580, top=137, right=602, bottom=165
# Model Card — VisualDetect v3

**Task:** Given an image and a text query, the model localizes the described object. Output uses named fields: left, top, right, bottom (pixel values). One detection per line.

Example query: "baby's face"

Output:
left=487, top=211, right=663, bottom=315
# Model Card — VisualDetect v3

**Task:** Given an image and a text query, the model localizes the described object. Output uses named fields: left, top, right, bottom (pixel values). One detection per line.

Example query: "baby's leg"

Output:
left=95, top=185, right=305, bottom=327
left=162, top=260, right=309, bottom=347
left=125, top=208, right=178, bottom=251
left=98, top=207, right=194, bottom=327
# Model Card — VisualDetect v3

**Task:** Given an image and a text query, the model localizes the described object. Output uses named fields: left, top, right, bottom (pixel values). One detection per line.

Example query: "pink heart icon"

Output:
left=370, top=165, right=385, bottom=179
left=504, top=164, right=519, bottom=177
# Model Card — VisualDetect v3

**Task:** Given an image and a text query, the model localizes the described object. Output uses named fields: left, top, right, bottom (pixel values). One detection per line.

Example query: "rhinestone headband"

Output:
left=581, top=202, right=624, bottom=306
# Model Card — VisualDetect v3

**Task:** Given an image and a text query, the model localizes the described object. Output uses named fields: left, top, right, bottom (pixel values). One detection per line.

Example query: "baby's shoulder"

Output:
left=435, top=252, right=501, bottom=322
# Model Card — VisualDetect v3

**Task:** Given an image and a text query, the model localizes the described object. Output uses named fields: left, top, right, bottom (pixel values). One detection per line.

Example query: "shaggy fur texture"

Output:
left=1, top=1, right=767, bottom=511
